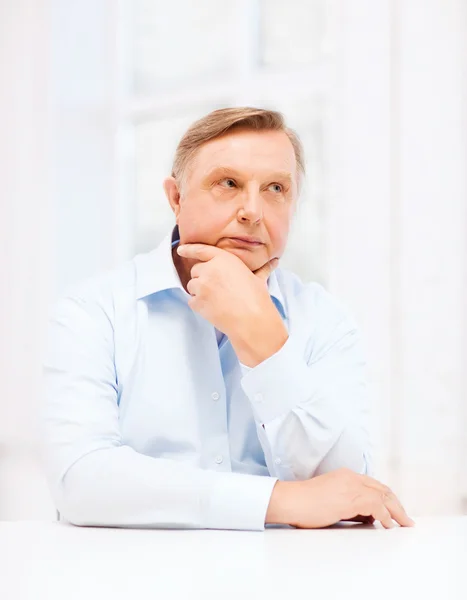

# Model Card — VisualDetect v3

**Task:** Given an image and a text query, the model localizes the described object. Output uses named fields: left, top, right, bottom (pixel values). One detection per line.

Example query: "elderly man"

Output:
left=42, top=107, right=413, bottom=530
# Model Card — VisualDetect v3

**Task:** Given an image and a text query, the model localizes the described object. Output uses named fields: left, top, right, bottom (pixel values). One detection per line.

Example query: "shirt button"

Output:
left=254, top=393, right=263, bottom=403
left=274, top=457, right=282, bottom=466
left=215, top=455, right=223, bottom=465
left=211, top=392, right=220, bottom=401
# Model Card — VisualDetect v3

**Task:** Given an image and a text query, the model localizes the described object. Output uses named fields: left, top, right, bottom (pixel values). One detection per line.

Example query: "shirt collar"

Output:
left=135, top=224, right=287, bottom=319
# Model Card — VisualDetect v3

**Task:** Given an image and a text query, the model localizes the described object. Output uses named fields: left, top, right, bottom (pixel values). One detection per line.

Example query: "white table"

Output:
left=1, top=517, right=466, bottom=600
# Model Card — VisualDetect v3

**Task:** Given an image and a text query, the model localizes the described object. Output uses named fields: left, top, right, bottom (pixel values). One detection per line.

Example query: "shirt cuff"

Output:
left=204, top=472, right=278, bottom=531
left=240, top=334, right=311, bottom=424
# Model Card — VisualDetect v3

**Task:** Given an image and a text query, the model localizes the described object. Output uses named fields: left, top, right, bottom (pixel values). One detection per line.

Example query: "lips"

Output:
left=227, top=237, right=264, bottom=247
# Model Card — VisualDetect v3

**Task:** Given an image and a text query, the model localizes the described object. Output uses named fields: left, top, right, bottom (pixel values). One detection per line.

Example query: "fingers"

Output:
left=177, top=243, right=221, bottom=261
left=372, top=503, right=395, bottom=529
left=347, top=515, right=375, bottom=525
left=365, top=494, right=414, bottom=529
left=186, top=278, right=200, bottom=296
left=254, top=258, right=279, bottom=281
left=358, top=474, right=414, bottom=527
left=357, top=498, right=393, bottom=529
left=190, top=262, right=203, bottom=278
left=383, top=494, right=415, bottom=527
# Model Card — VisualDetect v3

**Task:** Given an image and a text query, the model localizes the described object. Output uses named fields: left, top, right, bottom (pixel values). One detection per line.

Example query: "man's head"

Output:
left=163, top=107, right=305, bottom=273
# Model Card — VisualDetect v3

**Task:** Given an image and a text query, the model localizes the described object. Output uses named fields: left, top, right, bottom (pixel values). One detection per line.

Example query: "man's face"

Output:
left=165, top=128, right=299, bottom=273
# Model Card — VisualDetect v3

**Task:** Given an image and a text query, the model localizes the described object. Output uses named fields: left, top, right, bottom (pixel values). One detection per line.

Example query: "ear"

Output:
left=163, top=177, right=182, bottom=222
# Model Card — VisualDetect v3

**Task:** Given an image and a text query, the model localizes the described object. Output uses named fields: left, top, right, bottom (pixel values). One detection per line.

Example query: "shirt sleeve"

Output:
left=239, top=300, right=372, bottom=481
left=41, top=294, right=277, bottom=531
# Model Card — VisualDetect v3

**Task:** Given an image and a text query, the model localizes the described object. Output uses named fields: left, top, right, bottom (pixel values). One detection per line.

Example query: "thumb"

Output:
left=254, top=257, right=279, bottom=281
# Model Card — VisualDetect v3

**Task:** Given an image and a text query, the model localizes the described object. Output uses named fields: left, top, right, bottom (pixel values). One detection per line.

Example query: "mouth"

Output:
left=226, top=237, right=264, bottom=248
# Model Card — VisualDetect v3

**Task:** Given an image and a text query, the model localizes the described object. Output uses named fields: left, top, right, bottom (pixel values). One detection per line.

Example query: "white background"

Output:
left=0, top=0, right=466, bottom=520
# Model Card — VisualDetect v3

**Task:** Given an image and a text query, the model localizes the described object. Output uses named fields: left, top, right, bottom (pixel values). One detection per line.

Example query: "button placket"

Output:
left=205, top=385, right=230, bottom=470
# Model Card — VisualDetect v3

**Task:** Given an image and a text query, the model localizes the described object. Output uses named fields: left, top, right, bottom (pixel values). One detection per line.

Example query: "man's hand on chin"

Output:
left=176, top=243, right=289, bottom=367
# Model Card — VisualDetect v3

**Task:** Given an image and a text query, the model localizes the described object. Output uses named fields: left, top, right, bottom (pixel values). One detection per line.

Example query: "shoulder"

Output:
left=276, top=267, right=365, bottom=363
left=276, top=267, right=358, bottom=329
left=47, top=257, right=139, bottom=328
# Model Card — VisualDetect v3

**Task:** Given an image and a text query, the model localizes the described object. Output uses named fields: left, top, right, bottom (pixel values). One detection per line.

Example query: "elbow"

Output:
left=51, top=474, right=98, bottom=526
left=46, top=451, right=111, bottom=527
left=314, top=427, right=370, bottom=476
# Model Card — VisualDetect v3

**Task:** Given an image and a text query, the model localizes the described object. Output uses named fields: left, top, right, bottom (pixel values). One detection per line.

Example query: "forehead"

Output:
left=190, top=128, right=297, bottom=178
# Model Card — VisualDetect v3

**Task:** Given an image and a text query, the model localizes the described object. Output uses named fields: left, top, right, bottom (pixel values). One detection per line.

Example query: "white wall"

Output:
left=0, top=0, right=55, bottom=519
left=0, top=0, right=118, bottom=520
left=395, top=0, right=467, bottom=513
left=329, top=0, right=467, bottom=514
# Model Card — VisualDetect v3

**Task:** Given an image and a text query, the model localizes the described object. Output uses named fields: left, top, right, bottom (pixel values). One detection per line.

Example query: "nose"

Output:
left=237, top=184, right=263, bottom=224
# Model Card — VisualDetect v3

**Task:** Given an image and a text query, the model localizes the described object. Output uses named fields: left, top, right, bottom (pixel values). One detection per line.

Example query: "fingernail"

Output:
left=177, top=245, right=185, bottom=254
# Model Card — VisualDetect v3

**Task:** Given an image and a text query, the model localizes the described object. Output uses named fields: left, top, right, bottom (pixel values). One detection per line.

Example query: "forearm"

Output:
left=256, top=405, right=369, bottom=481
left=313, top=425, right=370, bottom=476
left=229, top=307, right=288, bottom=368
left=239, top=331, right=371, bottom=480
left=49, top=444, right=277, bottom=531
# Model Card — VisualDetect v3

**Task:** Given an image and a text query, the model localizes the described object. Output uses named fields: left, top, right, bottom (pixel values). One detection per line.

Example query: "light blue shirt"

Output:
left=42, top=224, right=371, bottom=531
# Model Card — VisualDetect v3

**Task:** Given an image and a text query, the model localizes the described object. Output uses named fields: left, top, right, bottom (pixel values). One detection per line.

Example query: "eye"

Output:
left=219, top=178, right=237, bottom=189
left=268, top=183, right=283, bottom=193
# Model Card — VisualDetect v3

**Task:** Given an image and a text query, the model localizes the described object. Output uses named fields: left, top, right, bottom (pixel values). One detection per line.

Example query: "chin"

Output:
left=224, top=248, right=259, bottom=270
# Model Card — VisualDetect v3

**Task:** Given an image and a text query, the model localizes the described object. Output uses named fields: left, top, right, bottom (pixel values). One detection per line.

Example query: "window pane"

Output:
left=132, top=0, right=235, bottom=94
left=260, top=0, right=331, bottom=68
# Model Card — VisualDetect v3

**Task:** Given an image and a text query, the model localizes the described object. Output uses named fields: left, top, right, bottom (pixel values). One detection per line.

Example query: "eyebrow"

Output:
left=204, top=166, right=293, bottom=184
